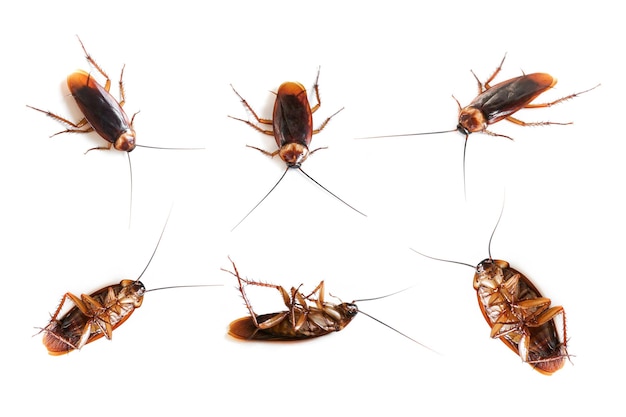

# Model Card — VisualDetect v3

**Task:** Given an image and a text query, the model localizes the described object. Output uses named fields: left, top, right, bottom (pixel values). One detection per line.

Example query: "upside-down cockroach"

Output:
left=358, top=54, right=599, bottom=197
left=27, top=36, right=202, bottom=225
left=221, top=257, right=434, bottom=352
left=411, top=210, right=568, bottom=375
left=37, top=215, right=220, bottom=355
left=229, top=68, right=366, bottom=231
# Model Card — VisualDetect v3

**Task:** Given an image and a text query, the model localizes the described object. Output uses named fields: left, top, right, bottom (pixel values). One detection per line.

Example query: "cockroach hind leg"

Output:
left=524, top=83, right=601, bottom=109
left=483, top=53, right=507, bottom=90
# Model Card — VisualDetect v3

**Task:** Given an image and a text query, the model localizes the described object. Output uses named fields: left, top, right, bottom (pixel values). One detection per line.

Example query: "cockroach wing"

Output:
left=273, top=82, right=313, bottom=148
left=476, top=73, right=556, bottom=124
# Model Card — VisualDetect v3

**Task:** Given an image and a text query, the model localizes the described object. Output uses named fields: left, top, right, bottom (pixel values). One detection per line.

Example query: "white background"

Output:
left=1, top=1, right=623, bottom=415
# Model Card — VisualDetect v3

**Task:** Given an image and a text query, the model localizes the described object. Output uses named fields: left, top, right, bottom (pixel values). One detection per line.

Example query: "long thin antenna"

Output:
left=488, top=195, right=506, bottom=261
left=127, top=152, right=133, bottom=229
left=345, top=286, right=437, bottom=353
left=409, top=247, right=474, bottom=270
left=351, top=286, right=413, bottom=303
left=298, top=167, right=366, bottom=217
left=136, top=208, right=173, bottom=281
left=136, top=145, right=205, bottom=150
left=146, top=284, right=222, bottom=293
left=355, top=129, right=456, bottom=140
left=357, top=309, right=439, bottom=354
left=231, top=167, right=289, bottom=232
left=462, top=135, right=468, bottom=201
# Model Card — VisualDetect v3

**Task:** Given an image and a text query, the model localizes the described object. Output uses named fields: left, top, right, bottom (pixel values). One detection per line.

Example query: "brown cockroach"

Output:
left=357, top=54, right=599, bottom=197
left=27, top=36, right=139, bottom=154
left=221, top=257, right=434, bottom=352
left=38, top=215, right=219, bottom=355
left=411, top=211, right=568, bottom=375
left=229, top=68, right=365, bottom=231
left=27, top=36, right=202, bottom=226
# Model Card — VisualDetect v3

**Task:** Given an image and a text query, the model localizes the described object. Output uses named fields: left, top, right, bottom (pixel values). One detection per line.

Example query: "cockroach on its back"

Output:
left=411, top=209, right=568, bottom=375
left=41, top=279, right=146, bottom=355
left=37, top=213, right=220, bottom=355
left=229, top=68, right=366, bottom=231
left=221, top=257, right=435, bottom=352
left=473, top=258, right=567, bottom=375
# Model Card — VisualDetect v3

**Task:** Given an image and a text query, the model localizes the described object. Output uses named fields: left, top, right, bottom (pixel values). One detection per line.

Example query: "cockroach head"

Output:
left=340, top=302, right=359, bottom=318
left=114, top=129, right=137, bottom=152
left=123, top=279, right=147, bottom=296
left=476, top=258, right=499, bottom=275
left=474, top=259, right=505, bottom=290
left=456, top=123, right=470, bottom=136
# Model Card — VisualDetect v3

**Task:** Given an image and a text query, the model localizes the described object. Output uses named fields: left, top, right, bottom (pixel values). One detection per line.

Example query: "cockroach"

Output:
left=221, top=257, right=434, bottom=352
left=37, top=214, right=220, bottom=355
left=411, top=210, right=568, bottom=375
left=357, top=54, right=599, bottom=197
left=27, top=36, right=138, bottom=154
left=27, top=36, right=202, bottom=225
left=229, top=68, right=366, bottom=231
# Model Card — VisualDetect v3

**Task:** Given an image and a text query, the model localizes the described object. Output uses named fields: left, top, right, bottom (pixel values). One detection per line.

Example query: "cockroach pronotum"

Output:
left=27, top=36, right=202, bottom=225
left=38, top=214, right=220, bottom=355
left=411, top=210, right=568, bottom=375
left=229, top=68, right=366, bottom=231
left=357, top=54, right=599, bottom=197
left=221, top=257, right=434, bottom=352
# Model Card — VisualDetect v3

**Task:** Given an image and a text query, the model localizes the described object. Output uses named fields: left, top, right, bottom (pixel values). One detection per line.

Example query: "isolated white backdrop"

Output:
left=0, top=1, right=623, bottom=416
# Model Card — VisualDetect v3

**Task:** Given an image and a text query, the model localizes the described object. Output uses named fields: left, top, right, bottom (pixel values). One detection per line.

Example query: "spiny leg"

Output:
left=309, top=67, right=322, bottom=113
left=312, top=107, right=344, bottom=134
left=504, top=115, right=572, bottom=128
left=77, top=36, right=112, bottom=92
left=246, top=144, right=279, bottom=158
left=229, top=84, right=274, bottom=129
left=26, top=105, right=93, bottom=137
left=222, top=258, right=292, bottom=328
left=523, top=84, right=600, bottom=109
left=85, top=141, right=113, bottom=154
left=308, top=67, right=344, bottom=133
left=482, top=53, right=508, bottom=90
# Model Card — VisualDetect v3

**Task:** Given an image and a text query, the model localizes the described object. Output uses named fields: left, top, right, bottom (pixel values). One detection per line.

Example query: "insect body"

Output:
left=229, top=69, right=365, bottom=230
left=38, top=214, right=219, bottom=355
left=454, top=54, right=598, bottom=140
left=473, top=258, right=567, bottom=375
left=222, top=258, right=354, bottom=340
left=357, top=55, right=598, bottom=197
left=28, top=36, right=137, bottom=153
left=411, top=212, right=568, bottom=374
left=28, top=37, right=203, bottom=226
left=42, top=279, right=145, bottom=355
left=222, top=258, right=433, bottom=350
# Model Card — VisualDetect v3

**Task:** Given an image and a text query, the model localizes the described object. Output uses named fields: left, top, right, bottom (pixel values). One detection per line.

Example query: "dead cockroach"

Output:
left=229, top=68, right=366, bottom=231
left=411, top=210, right=568, bottom=375
left=221, top=257, right=434, bottom=352
left=27, top=36, right=202, bottom=225
left=357, top=54, right=599, bottom=197
left=38, top=214, right=220, bottom=355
